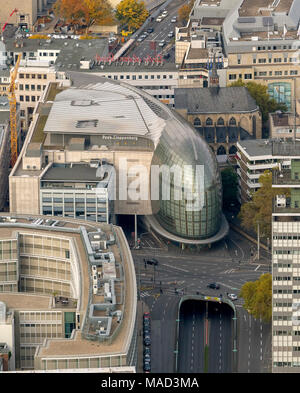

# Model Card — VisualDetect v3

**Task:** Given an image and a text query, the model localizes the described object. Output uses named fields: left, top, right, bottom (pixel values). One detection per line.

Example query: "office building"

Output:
left=0, top=1, right=54, bottom=30
left=272, top=141, right=300, bottom=372
left=236, top=139, right=290, bottom=203
left=9, top=73, right=228, bottom=247
left=0, top=213, right=137, bottom=371
left=222, top=0, right=300, bottom=111
left=269, top=111, right=300, bottom=139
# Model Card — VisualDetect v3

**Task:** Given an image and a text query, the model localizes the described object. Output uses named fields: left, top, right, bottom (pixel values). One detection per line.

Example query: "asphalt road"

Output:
left=177, top=300, right=205, bottom=373
left=129, top=0, right=187, bottom=60
left=133, top=228, right=272, bottom=373
left=207, top=302, right=233, bottom=373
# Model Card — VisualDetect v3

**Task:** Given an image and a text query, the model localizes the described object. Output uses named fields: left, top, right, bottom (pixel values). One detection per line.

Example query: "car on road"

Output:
left=137, top=34, right=146, bottom=42
left=162, top=11, right=168, bottom=17
left=158, top=40, right=166, bottom=47
left=167, top=31, right=174, bottom=38
left=144, top=258, right=158, bottom=266
left=143, top=312, right=150, bottom=319
left=227, top=293, right=238, bottom=301
left=156, top=16, right=163, bottom=22
left=143, top=360, right=151, bottom=372
left=171, top=16, right=177, bottom=23
left=144, top=335, right=151, bottom=346
left=207, top=282, right=220, bottom=290
left=147, top=28, right=154, bottom=33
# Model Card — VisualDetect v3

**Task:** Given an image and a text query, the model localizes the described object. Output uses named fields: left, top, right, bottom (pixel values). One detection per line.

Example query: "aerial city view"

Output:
left=0, top=0, right=299, bottom=377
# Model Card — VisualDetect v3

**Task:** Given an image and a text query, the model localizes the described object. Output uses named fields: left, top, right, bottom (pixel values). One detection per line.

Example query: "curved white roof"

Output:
left=44, top=81, right=166, bottom=147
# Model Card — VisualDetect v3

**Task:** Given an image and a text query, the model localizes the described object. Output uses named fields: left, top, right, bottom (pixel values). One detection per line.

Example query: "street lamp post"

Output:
left=257, top=221, right=260, bottom=261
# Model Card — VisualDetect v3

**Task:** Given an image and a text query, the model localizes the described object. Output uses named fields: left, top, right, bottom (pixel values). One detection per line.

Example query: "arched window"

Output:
left=193, top=118, right=201, bottom=127
left=217, top=145, right=226, bottom=155
left=229, top=145, right=237, bottom=155
left=229, top=117, right=237, bottom=126
left=206, top=117, right=213, bottom=126
left=217, top=117, right=225, bottom=126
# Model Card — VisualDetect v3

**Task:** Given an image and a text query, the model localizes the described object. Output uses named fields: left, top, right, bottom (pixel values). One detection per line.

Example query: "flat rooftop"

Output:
left=0, top=214, right=136, bottom=358
left=41, top=163, right=110, bottom=183
left=238, top=0, right=294, bottom=17
left=237, top=139, right=273, bottom=157
left=201, top=17, right=225, bottom=25
left=271, top=112, right=300, bottom=127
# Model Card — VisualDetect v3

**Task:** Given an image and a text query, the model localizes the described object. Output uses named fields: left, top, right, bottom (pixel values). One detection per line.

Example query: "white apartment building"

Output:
left=236, top=140, right=291, bottom=203
left=272, top=141, right=300, bottom=372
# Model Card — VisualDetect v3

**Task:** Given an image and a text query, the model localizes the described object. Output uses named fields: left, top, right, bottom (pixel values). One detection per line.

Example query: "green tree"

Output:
left=239, top=273, right=272, bottom=322
left=116, top=0, right=149, bottom=32
left=238, top=170, right=289, bottom=238
left=229, top=79, right=287, bottom=123
left=221, top=167, right=238, bottom=208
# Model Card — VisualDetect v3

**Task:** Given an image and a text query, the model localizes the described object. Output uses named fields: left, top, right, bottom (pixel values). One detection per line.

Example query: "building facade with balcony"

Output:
left=236, top=139, right=291, bottom=203
left=272, top=141, right=300, bottom=372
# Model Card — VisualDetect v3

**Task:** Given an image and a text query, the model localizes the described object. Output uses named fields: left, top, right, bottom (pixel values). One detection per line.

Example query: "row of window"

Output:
left=106, top=74, right=174, bottom=81
left=229, top=70, right=298, bottom=80
left=274, top=236, right=300, bottom=240
left=19, top=74, right=47, bottom=79
left=19, top=84, right=46, bottom=91
left=274, top=303, right=292, bottom=307
left=273, top=330, right=300, bottom=335
left=19, top=95, right=40, bottom=103
left=193, top=117, right=238, bottom=127
left=274, top=250, right=300, bottom=255
left=274, top=289, right=300, bottom=294
left=253, top=58, right=298, bottom=64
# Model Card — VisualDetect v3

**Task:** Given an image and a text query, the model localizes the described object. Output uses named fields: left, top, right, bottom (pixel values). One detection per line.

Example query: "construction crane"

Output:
left=8, top=53, right=21, bottom=167
left=2, top=9, right=18, bottom=34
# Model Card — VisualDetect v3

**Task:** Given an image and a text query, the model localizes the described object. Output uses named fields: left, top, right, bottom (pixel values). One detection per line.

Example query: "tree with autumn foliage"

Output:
left=238, top=170, right=290, bottom=238
left=178, top=0, right=195, bottom=24
left=115, top=0, right=149, bottom=32
left=54, top=0, right=115, bottom=33
left=239, top=274, right=272, bottom=322
left=54, top=0, right=84, bottom=31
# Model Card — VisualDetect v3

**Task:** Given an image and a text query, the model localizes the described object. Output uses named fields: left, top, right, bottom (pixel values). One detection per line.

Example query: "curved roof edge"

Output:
left=144, top=214, right=229, bottom=245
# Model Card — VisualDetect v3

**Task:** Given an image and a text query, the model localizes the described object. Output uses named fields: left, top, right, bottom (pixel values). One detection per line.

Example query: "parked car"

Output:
left=163, top=53, right=170, bottom=59
left=144, top=347, right=151, bottom=357
left=168, top=31, right=174, bottom=38
left=156, top=16, right=163, bottom=22
left=143, top=317, right=150, bottom=326
left=144, top=335, right=151, bottom=346
left=147, top=28, right=154, bottom=33
left=143, top=360, right=151, bottom=372
left=144, top=352, right=151, bottom=361
left=158, top=40, right=166, bottom=47
left=162, top=11, right=168, bottom=17
left=143, top=326, right=151, bottom=336
left=171, top=16, right=177, bottom=22
left=227, top=293, right=238, bottom=301
left=143, top=312, right=150, bottom=319
left=207, top=282, right=220, bottom=290
left=144, top=258, right=158, bottom=266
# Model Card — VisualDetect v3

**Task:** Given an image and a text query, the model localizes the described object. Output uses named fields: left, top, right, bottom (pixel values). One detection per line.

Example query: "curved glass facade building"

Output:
left=151, top=112, right=223, bottom=241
